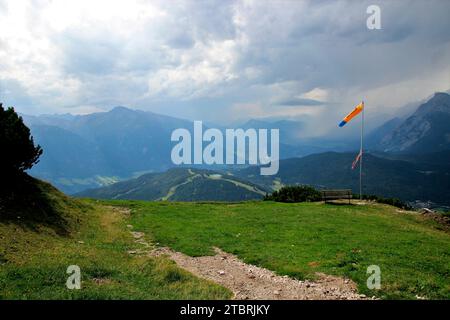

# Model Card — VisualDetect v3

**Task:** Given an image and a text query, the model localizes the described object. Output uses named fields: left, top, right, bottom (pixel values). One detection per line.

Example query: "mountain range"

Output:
left=77, top=151, right=450, bottom=207
left=24, top=107, right=193, bottom=193
left=236, top=152, right=450, bottom=206
left=23, top=92, right=450, bottom=203
left=23, top=107, right=347, bottom=193
left=368, top=92, right=450, bottom=153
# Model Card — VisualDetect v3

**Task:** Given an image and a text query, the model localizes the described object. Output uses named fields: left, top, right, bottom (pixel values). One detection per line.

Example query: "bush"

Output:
left=264, top=185, right=411, bottom=209
left=264, top=185, right=322, bottom=203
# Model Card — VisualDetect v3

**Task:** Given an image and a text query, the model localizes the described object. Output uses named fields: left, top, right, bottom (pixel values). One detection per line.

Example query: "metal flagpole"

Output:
left=359, top=101, right=364, bottom=200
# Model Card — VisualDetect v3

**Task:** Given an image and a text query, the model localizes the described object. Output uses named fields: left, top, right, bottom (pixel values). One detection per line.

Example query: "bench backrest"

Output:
left=321, top=189, right=353, bottom=200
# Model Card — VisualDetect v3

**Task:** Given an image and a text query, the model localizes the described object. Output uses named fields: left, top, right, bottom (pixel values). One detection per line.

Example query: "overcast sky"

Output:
left=1, top=0, right=449, bottom=136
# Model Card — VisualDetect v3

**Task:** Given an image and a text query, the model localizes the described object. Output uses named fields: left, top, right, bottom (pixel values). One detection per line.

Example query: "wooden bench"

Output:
left=321, top=189, right=352, bottom=204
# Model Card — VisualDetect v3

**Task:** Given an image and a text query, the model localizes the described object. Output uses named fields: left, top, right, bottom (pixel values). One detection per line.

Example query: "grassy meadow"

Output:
left=121, top=200, right=450, bottom=300
left=0, top=181, right=231, bottom=299
left=1, top=180, right=449, bottom=300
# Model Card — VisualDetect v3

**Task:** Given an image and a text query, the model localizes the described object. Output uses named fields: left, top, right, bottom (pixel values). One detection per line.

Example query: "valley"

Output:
left=77, top=152, right=450, bottom=207
left=23, top=92, right=450, bottom=209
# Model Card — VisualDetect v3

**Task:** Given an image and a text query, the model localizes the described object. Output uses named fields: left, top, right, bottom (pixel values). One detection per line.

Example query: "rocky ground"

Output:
left=151, top=246, right=366, bottom=300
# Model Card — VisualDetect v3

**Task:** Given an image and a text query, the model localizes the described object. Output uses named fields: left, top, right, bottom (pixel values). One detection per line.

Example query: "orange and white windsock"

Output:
left=339, top=102, right=364, bottom=127
left=352, top=150, right=363, bottom=170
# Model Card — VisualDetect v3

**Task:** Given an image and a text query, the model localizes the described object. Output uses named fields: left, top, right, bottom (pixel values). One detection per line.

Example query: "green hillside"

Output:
left=124, top=201, right=450, bottom=300
left=0, top=177, right=230, bottom=299
left=76, top=167, right=268, bottom=201
left=2, top=177, right=449, bottom=300
left=236, top=152, right=450, bottom=206
left=75, top=151, right=450, bottom=206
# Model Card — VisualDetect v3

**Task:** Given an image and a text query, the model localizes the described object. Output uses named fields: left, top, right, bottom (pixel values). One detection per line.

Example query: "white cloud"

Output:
left=147, top=38, right=240, bottom=99
left=301, top=88, right=329, bottom=102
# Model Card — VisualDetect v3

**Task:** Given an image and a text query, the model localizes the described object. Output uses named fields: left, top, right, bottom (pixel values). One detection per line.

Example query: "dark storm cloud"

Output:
left=0, top=0, right=449, bottom=133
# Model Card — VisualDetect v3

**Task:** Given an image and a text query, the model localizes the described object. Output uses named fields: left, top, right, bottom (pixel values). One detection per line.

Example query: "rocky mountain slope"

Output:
left=371, top=92, right=450, bottom=153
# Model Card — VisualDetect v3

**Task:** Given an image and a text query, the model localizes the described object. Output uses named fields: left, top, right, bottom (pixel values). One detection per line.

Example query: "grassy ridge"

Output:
left=75, top=168, right=267, bottom=202
left=0, top=179, right=231, bottom=299
left=125, top=201, right=450, bottom=300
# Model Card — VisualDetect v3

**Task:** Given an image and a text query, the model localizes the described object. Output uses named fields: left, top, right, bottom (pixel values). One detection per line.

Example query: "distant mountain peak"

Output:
left=416, top=91, right=450, bottom=115
left=432, top=91, right=450, bottom=98
left=110, top=106, right=133, bottom=113
left=428, top=91, right=450, bottom=104
left=372, top=91, right=450, bottom=153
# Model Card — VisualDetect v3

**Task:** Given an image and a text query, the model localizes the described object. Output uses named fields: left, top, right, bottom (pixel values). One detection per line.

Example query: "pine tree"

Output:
left=0, top=103, right=43, bottom=177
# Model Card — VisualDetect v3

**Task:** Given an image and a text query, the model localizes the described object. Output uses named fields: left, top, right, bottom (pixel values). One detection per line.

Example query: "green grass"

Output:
left=0, top=179, right=231, bottom=299
left=122, top=200, right=450, bottom=300
left=2, top=178, right=449, bottom=300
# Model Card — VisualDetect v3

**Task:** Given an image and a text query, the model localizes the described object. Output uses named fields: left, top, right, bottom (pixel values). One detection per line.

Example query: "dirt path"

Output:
left=123, top=217, right=366, bottom=300
left=151, top=246, right=365, bottom=300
